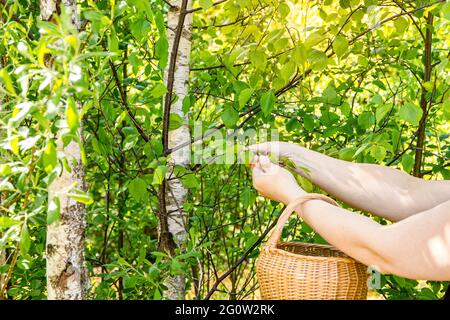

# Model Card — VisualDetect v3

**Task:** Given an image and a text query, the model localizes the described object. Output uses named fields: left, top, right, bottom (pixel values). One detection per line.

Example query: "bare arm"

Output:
left=298, top=198, right=450, bottom=281
left=251, top=155, right=450, bottom=281
left=247, top=142, right=450, bottom=221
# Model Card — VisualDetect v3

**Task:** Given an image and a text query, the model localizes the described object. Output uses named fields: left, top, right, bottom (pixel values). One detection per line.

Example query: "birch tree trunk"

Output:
left=161, top=0, right=193, bottom=300
left=40, top=0, right=89, bottom=300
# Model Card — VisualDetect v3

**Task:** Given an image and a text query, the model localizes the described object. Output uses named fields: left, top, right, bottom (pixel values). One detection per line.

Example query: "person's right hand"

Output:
left=250, top=154, right=306, bottom=204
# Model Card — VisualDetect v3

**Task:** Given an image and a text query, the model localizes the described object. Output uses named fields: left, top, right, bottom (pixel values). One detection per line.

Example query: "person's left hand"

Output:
left=251, top=155, right=306, bottom=204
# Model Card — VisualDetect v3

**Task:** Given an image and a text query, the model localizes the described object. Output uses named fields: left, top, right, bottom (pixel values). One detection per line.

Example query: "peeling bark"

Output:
left=40, top=0, right=89, bottom=299
left=161, top=0, right=193, bottom=300
left=40, top=0, right=79, bottom=28
left=46, top=139, right=89, bottom=299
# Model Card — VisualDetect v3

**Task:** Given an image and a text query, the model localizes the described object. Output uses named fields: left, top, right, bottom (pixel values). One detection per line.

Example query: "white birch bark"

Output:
left=47, top=139, right=89, bottom=299
left=40, top=0, right=88, bottom=299
left=163, top=0, right=193, bottom=300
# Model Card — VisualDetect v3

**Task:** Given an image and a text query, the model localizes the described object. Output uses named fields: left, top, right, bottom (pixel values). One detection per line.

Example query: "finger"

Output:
left=246, top=142, right=271, bottom=155
left=250, top=154, right=259, bottom=167
left=259, top=155, right=272, bottom=172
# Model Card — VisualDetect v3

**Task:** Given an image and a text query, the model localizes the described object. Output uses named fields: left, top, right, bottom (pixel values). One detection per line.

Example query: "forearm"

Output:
left=289, top=145, right=450, bottom=221
left=297, top=199, right=450, bottom=281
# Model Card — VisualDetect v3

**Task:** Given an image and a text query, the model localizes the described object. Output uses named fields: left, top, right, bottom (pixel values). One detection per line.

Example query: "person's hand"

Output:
left=244, top=141, right=300, bottom=160
left=251, top=154, right=306, bottom=204
left=244, top=141, right=313, bottom=179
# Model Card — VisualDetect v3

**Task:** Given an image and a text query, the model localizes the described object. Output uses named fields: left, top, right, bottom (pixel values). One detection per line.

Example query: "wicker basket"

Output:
left=256, top=193, right=368, bottom=300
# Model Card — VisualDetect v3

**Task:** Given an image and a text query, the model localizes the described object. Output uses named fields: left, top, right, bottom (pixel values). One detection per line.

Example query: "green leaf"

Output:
left=151, top=84, right=167, bottom=98
left=182, top=173, right=200, bottom=189
left=108, top=28, right=119, bottom=52
left=303, top=114, right=315, bottom=132
left=399, top=103, right=423, bottom=126
left=66, top=97, right=79, bottom=131
left=280, top=61, right=296, bottom=81
left=338, top=147, right=356, bottom=161
left=442, top=99, right=450, bottom=120
left=423, top=81, right=434, bottom=92
left=292, top=44, right=307, bottom=67
left=372, top=79, right=386, bottom=90
left=47, top=196, right=61, bottom=225
left=199, top=0, right=214, bottom=10
left=322, top=85, right=339, bottom=105
left=182, top=95, right=192, bottom=113
left=371, top=94, right=383, bottom=105
left=376, top=104, right=391, bottom=124
left=249, top=50, right=267, bottom=69
left=10, top=136, right=19, bottom=155
left=83, top=10, right=104, bottom=21
left=358, top=111, right=375, bottom=129
left=171, top=258, right=183, bottom=274
left=67, top=189, right=94, bottom=205
left=153, top=288, right=162, bottom=300
left=169, top=113, right=184, bottom=131
left=286, top=118, right=300, bottom=132
left=221, top=104, right=239, bottom=128
left=0, top=68, right=16, bottom=95
left=333, top=35, right=348, bottom=58
left=339, top=0, right=350, bottom=9
left=0, top=164, right=11, bottom=175
left=370, top=145, right=386, bottom=161
left=20, top=223, right=31, bottom=254
left=240, top=187, right=256, bottom=209
left=43, top=140, right=57, bottom=173
left=308, top=50, right=328, bottom=71
left=155, top=36, right=169, bottom=69
left=238, top=88, right=253, bottom=109
left=151, top=251, right=169, bottom=258
left=305, top=32, right=325, bottom=48
left=129, top=177, right=148, bottom=201
left=260, top=91, right=276, bottom=116
left=130, top=17, right=151, bottom=41
left=0, top=216, right=20, bottom=228
left=394, top=16, right=409, bottom=34
left=401, top=154, right=414, bottom=173
left=278, top=3, right=290, bottom=18
left=153, top=165, right=167, bottom=186
left=124, top=276, right=137, bottom=289
left=442, top=1, right=450, bottom=20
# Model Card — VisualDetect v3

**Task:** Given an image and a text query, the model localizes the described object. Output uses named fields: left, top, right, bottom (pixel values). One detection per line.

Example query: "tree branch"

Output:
left=162, top=0, right=189, bottom=153
left=203, top=206, right=280, bottom=300
left=187, top=0, right=228, bottom=13
left=109, top=60, right=150, bottom=142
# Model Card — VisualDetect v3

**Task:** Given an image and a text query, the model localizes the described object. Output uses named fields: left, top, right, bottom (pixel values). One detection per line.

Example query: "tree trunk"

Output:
left=46, top=141, right=89, bottom=299
left=413, top=13, right=433, bottom=177
left=40, top=0, right=89, bottom=300
left=160, top=0, right=193, bottom=300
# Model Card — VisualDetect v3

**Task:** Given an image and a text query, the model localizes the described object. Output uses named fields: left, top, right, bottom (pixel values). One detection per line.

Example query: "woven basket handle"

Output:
left=266, top=193, right=338, bottom=248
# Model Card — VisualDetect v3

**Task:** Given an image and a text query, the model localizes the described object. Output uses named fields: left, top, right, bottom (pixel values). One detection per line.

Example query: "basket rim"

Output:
left=261, top=241, right=363, bottom=264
